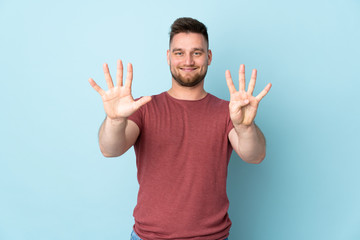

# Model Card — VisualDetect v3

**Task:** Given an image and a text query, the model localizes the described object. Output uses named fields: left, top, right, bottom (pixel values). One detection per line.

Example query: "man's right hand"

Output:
left=89, top=59, right=152, bottom=121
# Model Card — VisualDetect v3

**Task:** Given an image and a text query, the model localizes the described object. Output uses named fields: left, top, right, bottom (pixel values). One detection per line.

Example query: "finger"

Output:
left=225, top=70, right=237, bottom=94
left=116, top=59, right=123, bottom=86
left=103, top=63, right=114, bottom=89
left=237, top=91, right=250, bottom=106
left=124, top=63, right=133, bottom=89
left=88, top=78, right=106, bottom=96
left=239, top=64, right=246, bottom=91
left=134, top=96, right=152, bottom=109
left=238, top=99, right=250, bottom=107
left=247, top=69, right=257, bottom=95
left=255, top=83, right=272, bottom=102
left=229, top=97, right=250, bottom=111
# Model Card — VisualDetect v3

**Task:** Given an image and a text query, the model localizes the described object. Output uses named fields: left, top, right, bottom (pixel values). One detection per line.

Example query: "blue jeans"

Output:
left=130, top=230, right=228, bottom=240
left=130, top=230, right=142, bottom=240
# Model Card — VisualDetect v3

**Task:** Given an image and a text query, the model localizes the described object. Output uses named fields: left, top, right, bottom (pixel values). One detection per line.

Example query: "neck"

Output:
left=167, top=79, right=207, bottom=100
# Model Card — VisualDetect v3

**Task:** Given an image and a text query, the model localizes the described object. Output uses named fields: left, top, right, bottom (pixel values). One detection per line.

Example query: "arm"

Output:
left=89, top=60, right=151, bottom=157
left=228, top=123, right=266, bottom=164
left=98, top=117, right=139, bottom=157
left=225, top=64, right=271, bottom=164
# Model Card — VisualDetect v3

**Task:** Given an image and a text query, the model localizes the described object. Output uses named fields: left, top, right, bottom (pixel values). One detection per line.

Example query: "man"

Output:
left=89, top=17, right=271, bottom=240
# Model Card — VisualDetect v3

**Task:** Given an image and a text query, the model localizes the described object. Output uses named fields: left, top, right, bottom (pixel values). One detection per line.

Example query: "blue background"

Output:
left=1, top=0, right=359, bottom=239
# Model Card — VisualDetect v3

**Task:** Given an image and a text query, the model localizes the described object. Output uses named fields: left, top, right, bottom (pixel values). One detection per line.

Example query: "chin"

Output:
left=173, top=73, right=201, bottom=86
left=171, top=70, right=207, bottom=88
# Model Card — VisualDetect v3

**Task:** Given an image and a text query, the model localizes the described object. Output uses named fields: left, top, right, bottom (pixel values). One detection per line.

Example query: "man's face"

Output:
left=167, top=32, right=212, bottom=87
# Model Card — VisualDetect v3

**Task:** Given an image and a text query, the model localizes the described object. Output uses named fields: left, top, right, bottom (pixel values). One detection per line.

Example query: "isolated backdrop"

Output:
left=1, top=0, right=359, bottom=239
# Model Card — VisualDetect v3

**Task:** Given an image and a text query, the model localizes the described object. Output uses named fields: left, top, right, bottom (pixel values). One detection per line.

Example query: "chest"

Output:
left=140, top=102, right=229, bottom=149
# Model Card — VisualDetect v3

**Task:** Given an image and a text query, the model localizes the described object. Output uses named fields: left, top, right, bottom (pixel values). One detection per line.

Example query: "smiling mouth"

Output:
left=180, top=67, right=197, bottom=72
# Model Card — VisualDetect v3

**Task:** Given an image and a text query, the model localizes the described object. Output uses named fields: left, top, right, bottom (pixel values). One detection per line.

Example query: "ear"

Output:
left=207, top=49, right=212, bottom=66
left=167, top=49, right=170, bottom=65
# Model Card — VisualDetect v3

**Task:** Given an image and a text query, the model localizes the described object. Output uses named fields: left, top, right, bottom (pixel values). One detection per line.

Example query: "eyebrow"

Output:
left=172, top=48, right=205, bottom=52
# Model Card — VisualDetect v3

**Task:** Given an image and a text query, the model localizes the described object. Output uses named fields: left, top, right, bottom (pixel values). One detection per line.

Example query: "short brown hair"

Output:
left=169, top=17, right=209, bottom=48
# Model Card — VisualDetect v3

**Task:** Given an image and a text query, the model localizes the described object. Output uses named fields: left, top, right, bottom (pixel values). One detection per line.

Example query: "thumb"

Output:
left=230, top=98, right=249, bottom=109
left=134, top=96, right=152, bottom=109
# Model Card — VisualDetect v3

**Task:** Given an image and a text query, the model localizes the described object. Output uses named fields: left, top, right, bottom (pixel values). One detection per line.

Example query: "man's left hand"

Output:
left=225, top=64, right=272, bottom=127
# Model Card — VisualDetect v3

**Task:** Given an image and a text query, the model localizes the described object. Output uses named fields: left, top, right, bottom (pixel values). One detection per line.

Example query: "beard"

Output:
left=170, top=66, right=208, bottom=87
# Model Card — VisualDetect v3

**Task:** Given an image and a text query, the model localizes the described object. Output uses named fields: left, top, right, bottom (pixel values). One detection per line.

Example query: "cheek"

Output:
left=170, top=58, right=182, bottom=67
left=196, top=57, right=208, bottom=66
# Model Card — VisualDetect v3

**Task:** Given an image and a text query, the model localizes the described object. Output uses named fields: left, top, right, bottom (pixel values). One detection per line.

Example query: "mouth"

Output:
left=180, top=67, right=198, bottom=72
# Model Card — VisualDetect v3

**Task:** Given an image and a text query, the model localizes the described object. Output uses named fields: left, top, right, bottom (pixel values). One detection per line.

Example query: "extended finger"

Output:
left=134, top=96, right=152, bottom=110
left=255, top=83, right=272, bottom=102
left=247, top=69, right=257, bottom=95
left=103, top=63, right=114, bottom=89
left=225, top=70, right=237, bottom=94
left=239, top=64, right=246, bottom=91
left=124, top=63, right=133, bottom=89
left=116, top=59, right=123, bottom=86
left=88, top=78, right=106, bottom=96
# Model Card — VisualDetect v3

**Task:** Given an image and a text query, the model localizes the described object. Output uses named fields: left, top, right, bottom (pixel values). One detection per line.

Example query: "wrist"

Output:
left=233, top=122, right=256, bottom=136
left=234, top=121, right=255, bottom=131
left=106, top=116, right=127, bottom=125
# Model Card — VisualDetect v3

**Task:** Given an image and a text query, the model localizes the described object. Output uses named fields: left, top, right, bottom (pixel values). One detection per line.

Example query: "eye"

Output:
left=174, top=52, right=183, bottom=56
left=194, top=52, right=202, bottom=56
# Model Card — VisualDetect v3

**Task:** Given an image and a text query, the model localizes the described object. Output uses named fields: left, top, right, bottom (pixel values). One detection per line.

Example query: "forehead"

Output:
left=170, top=32, right=207, bottom=50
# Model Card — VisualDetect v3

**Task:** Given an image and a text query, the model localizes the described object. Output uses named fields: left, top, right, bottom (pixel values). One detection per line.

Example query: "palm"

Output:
left=89, top=60, right=151, bottom=120
left=101, top=86, right=134, bottom=119
left=229, top=93, right=259, bottom=126
left=226, top=64, right=271, bottom=127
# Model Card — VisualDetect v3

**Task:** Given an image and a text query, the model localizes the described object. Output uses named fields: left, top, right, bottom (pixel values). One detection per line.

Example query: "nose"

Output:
left=184, top=54, right=195, bottom=65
